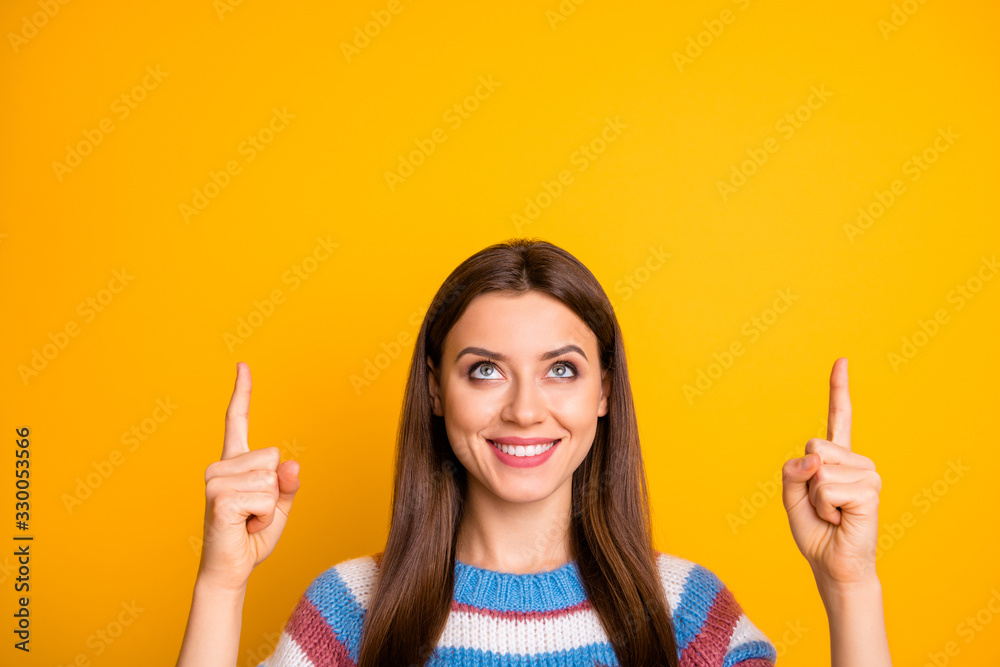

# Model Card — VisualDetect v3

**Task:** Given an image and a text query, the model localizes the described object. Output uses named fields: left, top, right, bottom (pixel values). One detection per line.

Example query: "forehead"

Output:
left=443, top=291, right=596, bottom=357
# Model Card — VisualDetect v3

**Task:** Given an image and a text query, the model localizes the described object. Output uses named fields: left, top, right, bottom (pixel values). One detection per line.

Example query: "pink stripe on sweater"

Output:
left=451, top=599, right=592, bottom=622
left=732, top=660, right=774, bottom=667
left=679, top=585, right=742, bottom=666
left=286, top=594, right=355, bottom=667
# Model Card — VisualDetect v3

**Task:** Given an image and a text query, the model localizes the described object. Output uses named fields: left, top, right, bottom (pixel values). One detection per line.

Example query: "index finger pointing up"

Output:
left=826, top=357, right=852, bottom=451
left=222, top=362, right=252, bottom=460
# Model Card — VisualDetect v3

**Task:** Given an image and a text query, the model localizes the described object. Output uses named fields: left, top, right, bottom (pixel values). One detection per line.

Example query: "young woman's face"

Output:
left=427, top=290, right=610, bottom=504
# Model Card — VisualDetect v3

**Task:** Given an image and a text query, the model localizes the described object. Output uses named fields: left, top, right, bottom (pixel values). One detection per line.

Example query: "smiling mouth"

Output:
left=487, top=439, right=560, bottom=458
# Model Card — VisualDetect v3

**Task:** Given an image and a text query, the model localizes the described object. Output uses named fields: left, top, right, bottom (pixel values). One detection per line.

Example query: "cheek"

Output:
left=549, top=387, right=598, bottom=422
left=551, top=388, right=601, bottom=445
left=444, top=386, right=495, bottom=434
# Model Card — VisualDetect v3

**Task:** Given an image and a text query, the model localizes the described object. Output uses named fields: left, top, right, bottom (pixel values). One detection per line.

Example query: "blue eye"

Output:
left=467, top=360, right=577, bottom=380
left=469, top=361, right=499, bottom=380
left=547, top=362, right=577, bottom=378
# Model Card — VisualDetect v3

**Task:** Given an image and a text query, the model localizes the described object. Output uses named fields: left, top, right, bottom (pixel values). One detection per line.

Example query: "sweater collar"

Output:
left=452, top=559, right=588, bottom=612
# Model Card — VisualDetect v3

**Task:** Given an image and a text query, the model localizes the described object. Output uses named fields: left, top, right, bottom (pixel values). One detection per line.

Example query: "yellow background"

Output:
left=2, top=0, right=998, bottom=665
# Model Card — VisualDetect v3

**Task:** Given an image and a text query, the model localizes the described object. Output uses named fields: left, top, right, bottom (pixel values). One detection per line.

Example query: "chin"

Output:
left=488, top=477, right=559, bottom=504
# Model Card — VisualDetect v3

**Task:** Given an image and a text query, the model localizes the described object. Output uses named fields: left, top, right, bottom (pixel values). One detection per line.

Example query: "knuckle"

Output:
left=264, top=447, right=281, bottom=467
left=225, top=406, right=247, bottom=426
left=258, top=469, right=279, bottom=491
left=208, top=491, right=229, bottom=517
left=205, top=475, right=223, bottom=497
left=870, top=472, right=882, bottom=493
left=805, top=438, right=823, bottom=455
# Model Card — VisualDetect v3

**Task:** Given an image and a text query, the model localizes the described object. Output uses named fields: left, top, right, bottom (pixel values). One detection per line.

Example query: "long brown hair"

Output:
left=357, top=238, right=679, bottom=667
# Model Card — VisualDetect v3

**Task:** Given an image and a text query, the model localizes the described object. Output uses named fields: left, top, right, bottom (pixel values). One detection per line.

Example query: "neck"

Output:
left=455, top=475, right=574, bottom=574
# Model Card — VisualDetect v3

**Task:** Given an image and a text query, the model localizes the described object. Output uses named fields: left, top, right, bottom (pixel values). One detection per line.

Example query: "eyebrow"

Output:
left=455, top=345, right=589, bottom=363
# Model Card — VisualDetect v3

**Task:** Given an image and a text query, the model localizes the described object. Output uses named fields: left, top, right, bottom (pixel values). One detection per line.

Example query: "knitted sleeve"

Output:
left=256, top=555, right=378, bottom=667
left=658, top=553, right=777, bottom=667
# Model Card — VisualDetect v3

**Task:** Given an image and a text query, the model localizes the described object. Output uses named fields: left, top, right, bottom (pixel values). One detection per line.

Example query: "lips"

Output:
left=486, top=438, right=561, bottom=467
left=489, top=436, right=561, bottom=446
left=487, top=438, right=559, bottom=456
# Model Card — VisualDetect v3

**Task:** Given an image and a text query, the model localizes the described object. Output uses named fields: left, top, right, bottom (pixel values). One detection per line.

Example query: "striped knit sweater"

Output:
left=257, top=551, right=777, bottom=666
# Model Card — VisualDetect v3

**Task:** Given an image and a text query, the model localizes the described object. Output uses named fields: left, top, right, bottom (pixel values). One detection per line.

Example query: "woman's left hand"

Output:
left=781, top=357, right=883, bottom=588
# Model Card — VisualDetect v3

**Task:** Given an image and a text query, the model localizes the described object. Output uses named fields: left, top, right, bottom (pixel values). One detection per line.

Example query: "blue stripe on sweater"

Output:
left=452, top=559, right=589, bottom=612
left=672, top=564, right=724, bottom=652
left=723, top=640, right=778, bottom=666
left=304, top=566, right=367, bottom=664
left=427, top=641, right=621, bottom=666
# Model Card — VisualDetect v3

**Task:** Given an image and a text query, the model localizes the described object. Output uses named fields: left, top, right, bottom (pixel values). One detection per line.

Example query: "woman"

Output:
left=177, top=238, right=892, bottom=666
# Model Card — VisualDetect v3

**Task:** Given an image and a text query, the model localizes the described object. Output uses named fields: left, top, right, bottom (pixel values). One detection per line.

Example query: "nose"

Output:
left=500, top=377, right=546, bottom=426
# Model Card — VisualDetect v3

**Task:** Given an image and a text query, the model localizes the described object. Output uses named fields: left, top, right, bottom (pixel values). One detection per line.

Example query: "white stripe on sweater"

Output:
left=655, top=552, right=700, bottom=612
left=261, top=632, right=315, bottom=667
left=333, top=555, right=379, bottom=610
left=435, top=604, right=611, bottom=653
left=727, top=612, right=773, bottom=652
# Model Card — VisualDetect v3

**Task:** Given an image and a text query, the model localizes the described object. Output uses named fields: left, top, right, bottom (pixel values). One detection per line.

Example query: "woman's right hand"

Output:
left=197, top=361, right=301, bottom=592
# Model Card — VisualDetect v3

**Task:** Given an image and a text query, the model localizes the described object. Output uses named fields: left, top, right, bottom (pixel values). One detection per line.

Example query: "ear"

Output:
left=598, top=368, right=610, bottom=417
left=427, top=355, right=444, bottom=416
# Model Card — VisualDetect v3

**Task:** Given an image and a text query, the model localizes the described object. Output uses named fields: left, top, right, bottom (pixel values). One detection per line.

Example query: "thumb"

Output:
left=782, top=454, right=819, bottom=519
left=275, top=459, right=301, bottom=518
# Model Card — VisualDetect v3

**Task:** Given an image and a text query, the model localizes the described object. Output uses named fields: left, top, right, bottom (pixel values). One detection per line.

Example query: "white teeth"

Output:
left=492, top=440, right=558, bottom=457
